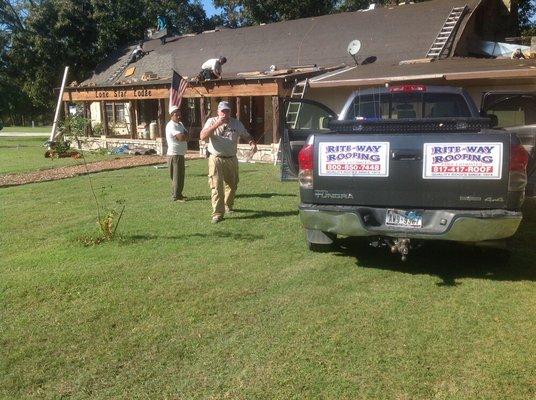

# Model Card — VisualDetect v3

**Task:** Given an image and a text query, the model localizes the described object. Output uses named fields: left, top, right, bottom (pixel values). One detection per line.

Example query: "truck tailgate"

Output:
left=312, top=131, right=511, bottom=209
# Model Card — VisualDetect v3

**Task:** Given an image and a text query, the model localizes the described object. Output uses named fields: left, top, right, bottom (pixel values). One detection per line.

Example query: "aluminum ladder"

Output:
left=426, top=6, right=468, bottom=59
left=286, top=78, right=309, bottom=129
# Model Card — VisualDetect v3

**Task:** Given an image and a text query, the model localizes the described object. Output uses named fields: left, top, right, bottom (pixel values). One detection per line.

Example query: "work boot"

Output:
left=211, top=216, right=223, bottom=224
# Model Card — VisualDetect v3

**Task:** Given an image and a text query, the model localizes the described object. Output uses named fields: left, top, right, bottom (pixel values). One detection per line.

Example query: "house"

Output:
left=62, top=0, right=535, bottom=159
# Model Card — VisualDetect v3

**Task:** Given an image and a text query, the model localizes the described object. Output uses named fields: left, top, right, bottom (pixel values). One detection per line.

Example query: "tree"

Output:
left=0, top=0, right=212, bottom=124
left=213, top=0, right=337, bottom=26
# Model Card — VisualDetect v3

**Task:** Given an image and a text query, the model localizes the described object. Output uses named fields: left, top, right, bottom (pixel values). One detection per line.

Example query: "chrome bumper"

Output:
left=299, top=205, right=522, bottom=242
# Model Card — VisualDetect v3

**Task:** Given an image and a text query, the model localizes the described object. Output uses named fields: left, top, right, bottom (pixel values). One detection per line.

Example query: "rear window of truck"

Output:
left=347, top=93, right=471, bottom=120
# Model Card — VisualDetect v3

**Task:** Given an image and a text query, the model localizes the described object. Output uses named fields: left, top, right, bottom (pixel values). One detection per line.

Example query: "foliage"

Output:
left=60, top=114, right=91, bottom=138
left=0, top=0, right=215, bottom=123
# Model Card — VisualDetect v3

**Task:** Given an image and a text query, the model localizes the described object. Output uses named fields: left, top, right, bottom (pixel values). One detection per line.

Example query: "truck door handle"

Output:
left=391, top=150, right=422, bottom=161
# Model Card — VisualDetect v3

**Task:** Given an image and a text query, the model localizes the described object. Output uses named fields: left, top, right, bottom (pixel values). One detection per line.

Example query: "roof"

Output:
left=309, top=57, right=536, bottom=87
left=80, top=0, right=482, bottom=87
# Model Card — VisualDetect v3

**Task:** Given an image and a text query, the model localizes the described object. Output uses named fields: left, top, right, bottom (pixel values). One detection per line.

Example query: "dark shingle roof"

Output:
left=81, top=0, right=482, bottom=87
left=309, top=57, right=536, bottom=87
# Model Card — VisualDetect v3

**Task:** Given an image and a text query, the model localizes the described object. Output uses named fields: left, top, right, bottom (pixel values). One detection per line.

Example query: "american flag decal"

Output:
left=169, top=70, right=188, bottom=113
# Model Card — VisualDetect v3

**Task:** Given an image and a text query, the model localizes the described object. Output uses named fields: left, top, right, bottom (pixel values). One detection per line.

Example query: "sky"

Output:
left=200, top=0, right=220, bottom=17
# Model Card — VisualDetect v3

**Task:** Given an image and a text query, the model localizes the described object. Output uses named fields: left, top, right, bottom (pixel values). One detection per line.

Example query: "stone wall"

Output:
left=71, top=136, right=165, bottom=155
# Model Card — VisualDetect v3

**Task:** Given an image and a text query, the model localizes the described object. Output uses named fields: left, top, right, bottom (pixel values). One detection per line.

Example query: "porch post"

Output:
left=200, top=97, right=207, bottom=126
left=100, top=101, right=109, bottom=136
left=236, top=97, right=241, bottom=121
left=83, top=102, right=91, bottom=136
left=130, top=100, right=136, bottom=139
left=158, top=99, right=165, bottom=139
left=272, top=96, right=282, bottom=143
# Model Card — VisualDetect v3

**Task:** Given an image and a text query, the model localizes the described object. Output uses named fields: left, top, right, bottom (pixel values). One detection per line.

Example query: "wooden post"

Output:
left=272, top=96, right=282, bottom=143
left=130, top=101, right=136, bottom=139
left=101, top=101, right=109, bottom=136
left=83, top=102, right=91, bottom=137
left=236, top=97, right=241, bottom=121
left=200, top=97, right=207, bottom=126
left=158, top=99, right=165, bottom=139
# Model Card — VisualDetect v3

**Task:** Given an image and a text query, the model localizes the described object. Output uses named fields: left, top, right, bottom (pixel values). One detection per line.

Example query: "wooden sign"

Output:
left=63, top=87, right=169, bottom=101
left=63, top=82, right=281, bottom=102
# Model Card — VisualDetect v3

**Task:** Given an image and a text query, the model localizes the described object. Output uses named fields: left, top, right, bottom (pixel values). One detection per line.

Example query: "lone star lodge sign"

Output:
left=63, top=87, right=169, bottom=101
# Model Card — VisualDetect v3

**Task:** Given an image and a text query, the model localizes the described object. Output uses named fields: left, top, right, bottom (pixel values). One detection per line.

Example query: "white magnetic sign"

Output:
left=319, top=142, right=390, bottom=177
left=423, top=142, right=503, bottom=179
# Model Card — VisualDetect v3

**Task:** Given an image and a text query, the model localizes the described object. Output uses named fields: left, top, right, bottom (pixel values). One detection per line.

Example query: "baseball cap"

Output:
left=169, top=105, right=180, bottom=115
left=217, top=101, right=231, bottom=111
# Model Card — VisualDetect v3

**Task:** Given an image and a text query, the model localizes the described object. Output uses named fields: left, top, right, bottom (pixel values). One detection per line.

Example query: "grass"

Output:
left=1, top=126, right=52, bottom=133
left=0, top=137, right=125, bottom=175
left=1, top=159, right=535, bottom=399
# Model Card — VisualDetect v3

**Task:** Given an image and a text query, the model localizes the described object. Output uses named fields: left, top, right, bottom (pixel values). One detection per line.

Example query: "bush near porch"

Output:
left=1, top=159, right=535, bottom=399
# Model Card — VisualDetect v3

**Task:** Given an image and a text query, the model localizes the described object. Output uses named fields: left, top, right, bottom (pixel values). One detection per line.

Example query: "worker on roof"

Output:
left=197, top=57, right=227, bottom=81
left=128, top=41, right=147, bottom=64
left=511, top=48, right=526, bottom=60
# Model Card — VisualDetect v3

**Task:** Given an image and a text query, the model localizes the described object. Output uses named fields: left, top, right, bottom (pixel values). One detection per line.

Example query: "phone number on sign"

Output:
left=326, top=164, right=381, bottom=171
left=432, top=166, right=494, bottom=173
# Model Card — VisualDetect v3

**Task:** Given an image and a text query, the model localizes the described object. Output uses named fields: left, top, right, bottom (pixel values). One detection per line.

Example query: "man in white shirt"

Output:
left=200, top=101, right=257, bottom=223
left=199, top=57, right=227, bottom=81
left=166, top=105, right=189, bottom=202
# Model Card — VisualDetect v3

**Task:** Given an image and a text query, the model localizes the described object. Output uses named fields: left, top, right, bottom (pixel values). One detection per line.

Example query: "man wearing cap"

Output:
left=166, top=106, right=189, bottom=202
left=200, top=101, right=257, bottom=223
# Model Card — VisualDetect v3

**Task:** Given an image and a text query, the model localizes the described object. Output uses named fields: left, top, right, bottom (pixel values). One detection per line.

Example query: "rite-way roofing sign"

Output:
left=423, top=142, right=503, bottom=179
left=318, top=142, right=390, bottom=177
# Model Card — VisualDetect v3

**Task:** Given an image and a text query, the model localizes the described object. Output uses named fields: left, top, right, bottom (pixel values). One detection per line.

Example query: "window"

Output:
left=482, top=94, right=536, bottom=128
left=348, top=94, right=390, bottom=120
left=423, top=93, right=471, bottom=118
left=104, top=103, right=126, bottom=124
left=346, top=92, right=471, bottom=120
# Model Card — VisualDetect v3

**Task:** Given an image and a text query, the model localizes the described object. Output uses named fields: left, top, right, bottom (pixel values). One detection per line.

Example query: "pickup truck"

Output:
left=282, top=85, right=532, bottom=259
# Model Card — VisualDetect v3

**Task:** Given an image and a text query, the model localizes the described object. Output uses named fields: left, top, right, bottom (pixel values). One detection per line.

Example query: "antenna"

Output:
left=347, top=40, right=362, bottom=65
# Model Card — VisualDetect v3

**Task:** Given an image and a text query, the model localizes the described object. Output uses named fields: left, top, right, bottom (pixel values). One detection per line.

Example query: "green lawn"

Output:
left=0, top=137, right=125, bottom=175
left=1, top=160, right=535, bottom=399
left=1, top=126, right=52, bottom=133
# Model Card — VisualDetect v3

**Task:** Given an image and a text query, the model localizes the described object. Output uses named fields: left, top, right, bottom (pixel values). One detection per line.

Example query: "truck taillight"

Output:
left=389, top=85, right=427, bottom=93
left=508, top=144, right=529, bottom=193
left=298, top=144, right=314, bottom=188
left=509, top=144, right=529, bottom=172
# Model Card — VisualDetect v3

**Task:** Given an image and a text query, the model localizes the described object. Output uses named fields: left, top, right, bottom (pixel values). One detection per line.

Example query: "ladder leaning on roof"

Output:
left=286, top=78, right=309, bottom=129
left=275, top=78, right=309, bottom=166
left=426, top=5, right=468, bottom=59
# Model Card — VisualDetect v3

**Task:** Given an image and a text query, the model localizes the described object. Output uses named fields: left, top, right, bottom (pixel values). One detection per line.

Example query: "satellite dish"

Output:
left=347, top=40, right=362, bottom=65
left=347, top=40, right=362, bottom=56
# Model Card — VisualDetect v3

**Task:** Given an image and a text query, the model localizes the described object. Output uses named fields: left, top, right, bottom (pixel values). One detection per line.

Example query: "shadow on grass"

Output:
left=119, top=231, right=264, bottom=243
left=230, top=208, right=299, bottom=220
left=332, top=200, right=536, bottom=285
left=185, top=192, right=297, bottom=202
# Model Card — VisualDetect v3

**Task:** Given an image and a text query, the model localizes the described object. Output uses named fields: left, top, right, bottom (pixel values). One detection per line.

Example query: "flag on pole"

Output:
left=169, top=70, right=188, bottom=113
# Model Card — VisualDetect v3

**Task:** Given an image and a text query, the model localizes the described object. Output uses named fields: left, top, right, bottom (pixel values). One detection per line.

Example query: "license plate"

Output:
left=385, top=209, right=423, bottom=228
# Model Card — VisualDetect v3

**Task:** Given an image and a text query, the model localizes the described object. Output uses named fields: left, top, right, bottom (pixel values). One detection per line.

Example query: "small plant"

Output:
left=61, top=115, right=91, bottom=138
left=92, top=122, right=103, bottom=136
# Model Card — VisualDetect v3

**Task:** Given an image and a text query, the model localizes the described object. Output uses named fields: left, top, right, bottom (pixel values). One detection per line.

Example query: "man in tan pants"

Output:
left=200, top=101, right=257, bottom=223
